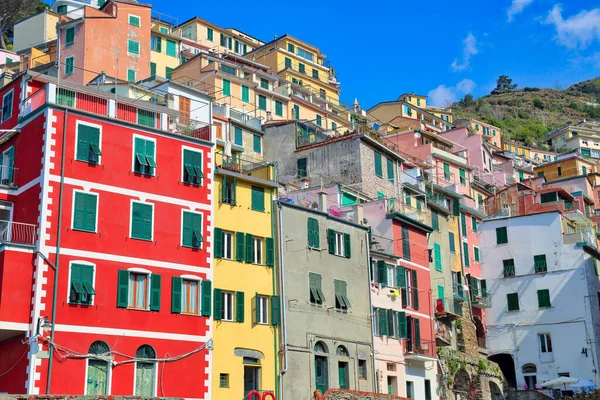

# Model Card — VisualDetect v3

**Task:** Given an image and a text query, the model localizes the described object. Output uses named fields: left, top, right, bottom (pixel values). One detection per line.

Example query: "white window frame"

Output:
left=71, top=189, right=99, bottom=233
left=257, top=295, right=269, bottom=325
left=84, top=350, right=112, bottom=395
left=127, top=268, right=152, bottom=310
left=223, top=231, right=233, bottom=260
left=392, top=311, right=399, bottom=338
left=74, top=120, right=103, bottom=164
left=180, top=209, right=204, bottom=249
left=127, top=68, right=136, bottom=82
left=128, top=13, right=141, bottom=27
left=66, top=260, right=96, bottom=306
left=180, top=145, right=204, bottom=184
left=181, top=275, right=201, bottom=315
left=1, top=89, right=14, bottom=123
left=129, top=200, right=155, bottom=241
left=405, top=269, right=413, bottom=308
left=132, top=134, right=157, bottom=177
left=133, top=356, right=158, bottom=397
left=222, top=291, right=234, bottom=321
left=373, top=308, right=380, bottom=336
left=386, top=265, right=396, bottom=288
left=333, top=231, right=344, bottom=256
left=538, top=333, right=552, bottom=353
left=253, top=237, right=262, bottom=264
left=128, top=39, right=141, bottom=56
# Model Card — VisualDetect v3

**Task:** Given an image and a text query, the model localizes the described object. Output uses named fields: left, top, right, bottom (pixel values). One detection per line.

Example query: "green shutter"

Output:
left=398, top=311, right=407, bottom=338
left=497, top=227, right=508, bottom=244
left=432, top=211, right=439, bottom=231
left=387, top=158, right=394, bottom=183
left=128, top=40, right=139, bottom=54
left=377, top=260, right=387, bottom=285
left=253, top=135, right=262, bottom=153
left=150, top=62, right=156, bottom=76
left=434, top=243, right=442, bottom=271
left=534, top=255, right=547, bottom=273
left=402, top=226, right=410, bottom=261
left=132, top=202, right=152, bottom=240
left=117, top=270, right=129, bottom=308
left=343, top=233, right=351, bottom=258
left=397, top=265, right=406, bottom=288
left=275, top=101, right=283, bottom=116
left=449, top=232, right=456, bottom=253
left=463, top=242, right=470, bottom=267
left=474, top=247, right=480, bottom=262
left=412, top=269, right=419, bottom=310
left=201, top=280, right=212, bottom=316
left=271, top=296, right=281, bottom=326
left=460, top=213, right=467, bottom=236
left=214, top=228, right=223, bottom=258
left=472, top=216, right=478, bottom=232
left=414, top=319, right=421, bottom=348
left=182, top=212, right=202, bottom=248
left=127, top=69, right=136, bottom=83
left=251, top=186, right=265, bottom=211
left=387, top=309, right=395, bottom=337
left=242, top=85, right=249, bottom=102
left=214, top=288, right=223, bottom=320
left=166, top=39, right=177, bottom=56
left=66, top=27, right=75, bottom=44
left=236, top=291, right=244, bottom=322
left=374, top=152, right=383, bottom=177
left=65, top=57, right=74, bottom=75
left=76, top=125, right=89, bottom=161
left=443, top=163, right=450, bottom=180
left=236, top=232, right=245, bottom=262
left=503, top=259, right=515, bottom=277
left=328, top=229, right=335, bottom=254
left=223, top=79, right=231, bottom=96
left=165, top=67, right=173, bottom=80
left=73, top=192, right=97, bottom=232
left=308, top=218, right=320, bottom=248
left=245, top=233, right=254, bottom=263
left=537, top=289, right=551, bottom=308
left=171, top=276, right=182, bottom=313
left=258, top=95, right=267, bottom=110
left=155, top=37, right=162, bottom=52
left=507, top=293, right=519, bottom=311
left=459, top=168, right=466, bottom=185
left=266, top=237, right=274, bottom=266
left=378, top=308, right=388, bottom=336
left=150, top=274, right=161, bottom=311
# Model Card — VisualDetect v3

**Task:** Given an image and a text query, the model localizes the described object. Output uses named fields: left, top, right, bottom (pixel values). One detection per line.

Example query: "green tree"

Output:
left=492, top=75, right=518, bottom=95
left=459, top=93, right=475, bottom=107
left=0, top=0, right=47, bottom=50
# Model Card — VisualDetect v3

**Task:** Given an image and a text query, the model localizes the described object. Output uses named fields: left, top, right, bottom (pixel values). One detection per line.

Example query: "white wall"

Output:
left=480, top=211, right=600, bottom=388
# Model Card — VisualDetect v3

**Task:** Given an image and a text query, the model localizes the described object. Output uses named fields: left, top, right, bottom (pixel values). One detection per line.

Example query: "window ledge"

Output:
left=72, top=228, right=97, bottom=234
left=308, top=246, right=323, bottom=252
left=131, top=236, right=153, bottom=242
left=127, top=307, right=149, bottom=312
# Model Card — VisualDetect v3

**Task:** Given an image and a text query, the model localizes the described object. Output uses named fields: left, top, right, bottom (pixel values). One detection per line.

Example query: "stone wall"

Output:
left=506, top=389, right=554, bottom=400
left=321, top=389, right=407, bottom=400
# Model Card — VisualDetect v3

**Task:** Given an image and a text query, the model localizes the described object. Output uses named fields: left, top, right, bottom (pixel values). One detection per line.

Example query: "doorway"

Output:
left=243, top=366, right=260, bottom=397
left=315, top=355, right=329, bottom=394
left=387, top=376, right=398, bottom=395
left=338, top=361, right=349, bottom=389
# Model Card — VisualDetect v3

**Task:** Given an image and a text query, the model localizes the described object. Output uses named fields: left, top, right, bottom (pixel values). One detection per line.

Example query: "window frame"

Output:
left=75, top=120, right=103, bottom=164
left=257, top=295, right=269, bottom=324
left=507, top=292, right=519, bottom=312
left=223, top=231, right=233, bottom=260
left=128, top=270, right=150, bottom=310
left=71, top=189, right=99, bottom=233
left=538, top=333, right=553, bottom=353
left=252, top=237, right=263, bottom=264
left=181, top=277, right=201, bottom=315
left=128, top=14, right=141, bottom=27
left=496, top=226, right=508, bottom=245
left=333, top=231, right=344, bottom=257
left=221, top=291, right=234, bottom=321
left=127, top=39, right=140, bottom=55
left=181, top=209, right=204, bottom=249
left=1, top=89, right=14, bottom=123
left=132, top=135, right=157, bottom=176
left=181, top=146, right=204, bottom=186
left=309, top=272, right=325, bottom=305
left=130, top=200, right=154, bottom=242
left=67, top=260, right=96, bottom=305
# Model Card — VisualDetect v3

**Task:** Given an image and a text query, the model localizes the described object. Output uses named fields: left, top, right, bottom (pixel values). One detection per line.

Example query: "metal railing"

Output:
left=20, top=87, right=46, bottom=118
left=453, top=299, right=464, bottom=316
left=471, top=292, right=492, bottom=308
left=453, top=283, right=468, bottom=302
left=0, top=165, right=17, bottom=187
left=404, top=338, right=436, bottom=358
left=215, top=151, right=274, bottom=181
left=0, top=220, right=37, bottom=246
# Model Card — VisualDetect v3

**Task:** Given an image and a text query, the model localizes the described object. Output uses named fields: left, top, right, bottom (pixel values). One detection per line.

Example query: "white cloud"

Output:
left=428, top=79, right=477, bottom=107
left=545, top=5, right=600, bottom=49
left=507, top=0, right=534, bottom=22
left=451, top=33, right=478, bottom=72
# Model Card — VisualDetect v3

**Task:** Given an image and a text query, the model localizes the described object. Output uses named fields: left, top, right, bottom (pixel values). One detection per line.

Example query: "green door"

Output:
left=315, top=356, right=328, bottom=394
left=338, top=362, right=349, bottom=389
left=87, top=360, right=108, bottom=395
left=135, top=362, right=155, bottom=396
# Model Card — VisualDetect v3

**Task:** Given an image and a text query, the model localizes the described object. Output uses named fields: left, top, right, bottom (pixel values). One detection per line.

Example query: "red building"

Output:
left=0, top=72, right=214, bottom=398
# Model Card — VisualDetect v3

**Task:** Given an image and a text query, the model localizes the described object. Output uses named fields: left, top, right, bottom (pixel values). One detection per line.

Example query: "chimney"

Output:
left=353, top=204, right=364, bottom=225
left=318, top=191, right=328, bottom=213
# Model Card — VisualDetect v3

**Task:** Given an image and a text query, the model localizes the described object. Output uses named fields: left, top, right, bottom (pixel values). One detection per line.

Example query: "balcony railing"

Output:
left=453, top=283, right=468, bottom=302
left=471, top=292, right=492, bottom=308
left=0, top=220, right=37, bottom=246
left=434, top=297, right=461, bottom=318
left=215, top=151, right=275, bottom=182
left=452, top=299, right=464, bottom=316
left=404, top=339, right=436, bottom=360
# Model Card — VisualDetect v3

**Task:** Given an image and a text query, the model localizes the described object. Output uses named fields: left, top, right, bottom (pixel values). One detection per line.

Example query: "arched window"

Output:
left=86, top=341, right=110, bottom=395
left=314, top=341, right=328, bottom=354
left=522, top=363, right=537, bottom=390
left=522, top=364, right=537, bottom=374
left=135, top=345, right=156, bottom=396
left=336, top=346, right=349, bottom=357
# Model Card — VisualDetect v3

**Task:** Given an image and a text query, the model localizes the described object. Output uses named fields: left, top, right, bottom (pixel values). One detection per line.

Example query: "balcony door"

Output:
left=0, top=202, right=13, bottom=242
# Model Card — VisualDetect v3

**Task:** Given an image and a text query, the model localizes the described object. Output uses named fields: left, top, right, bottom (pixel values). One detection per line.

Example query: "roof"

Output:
left=245, top=34, right=323, bottom=57
left=483, top=209, right=561, bottom=222
left=173, top=16, right=262, bottom=45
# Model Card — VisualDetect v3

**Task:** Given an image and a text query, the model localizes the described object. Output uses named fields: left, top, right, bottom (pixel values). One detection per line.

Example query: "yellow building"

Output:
left=533, top=153, right=596, bottom=181
left=149, top=19, right=182, bottom=79
left=174, top=16, right=263, bottom=55
left=211, top=120, right=280, bottom=399
left=246, top=35, right=341, bottom=105
left=368, top=99, right=453, bottom=133
left=546, top=121, right=600, bottom=150
left=397, top=93, right=454, bottom=123
left=502, top=141, right=531, bottom=158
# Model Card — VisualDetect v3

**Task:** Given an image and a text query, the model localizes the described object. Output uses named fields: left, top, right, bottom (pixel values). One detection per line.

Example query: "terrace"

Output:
left=214, top=150, right=275, bottom=182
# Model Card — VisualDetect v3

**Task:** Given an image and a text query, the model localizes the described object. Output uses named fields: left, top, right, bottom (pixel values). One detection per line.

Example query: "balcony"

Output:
left=20, top=83, right=212, bottom=142
left=434, top=297, right=461, bottom=319
left=215, top=151, right=275, bottom=182
left=453, top=283, right=468, bottom=302
left=212, top=103, right=263, bottom=131
left=0, top=220, right=37, bottom=247
left=471, top=292, right=492, bottom=309
left=403, top=339, right=436, bottom=361
left=435, top=320, right=452, bottom=346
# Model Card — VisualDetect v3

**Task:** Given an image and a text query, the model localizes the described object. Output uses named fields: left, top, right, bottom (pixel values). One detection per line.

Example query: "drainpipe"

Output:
left=269, top=176, right=279, bottom=399
left=277, top=200, right=288, bottom=400
left=46, top=108, right=68, bottom=394
left=365, top=227, right=378, bottom=393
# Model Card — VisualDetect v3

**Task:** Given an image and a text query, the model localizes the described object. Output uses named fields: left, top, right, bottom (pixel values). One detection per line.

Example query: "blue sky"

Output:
left=144, top=0, right=598, bottom=107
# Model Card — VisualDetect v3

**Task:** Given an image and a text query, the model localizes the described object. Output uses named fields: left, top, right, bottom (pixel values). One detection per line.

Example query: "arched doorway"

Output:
left=453, top=368, right=471, bottom=400
left=86, top=341, right=110, bottom=395
left=314, top=341, right=329, bottom=394
left=135, top=345, right=157, bottom=397
left=488, top=353, right=516, bottom=389
left=522, top=364, right=537, bottom=390
left=489, top=381, right=503, bottom=400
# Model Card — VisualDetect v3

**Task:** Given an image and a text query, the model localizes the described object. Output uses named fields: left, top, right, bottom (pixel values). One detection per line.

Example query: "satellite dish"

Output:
left=414, top=132, right=422, bottom=139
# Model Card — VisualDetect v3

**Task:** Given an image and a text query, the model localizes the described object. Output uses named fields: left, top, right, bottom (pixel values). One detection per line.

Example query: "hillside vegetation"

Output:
left=452, top=76, right=600, bottom=149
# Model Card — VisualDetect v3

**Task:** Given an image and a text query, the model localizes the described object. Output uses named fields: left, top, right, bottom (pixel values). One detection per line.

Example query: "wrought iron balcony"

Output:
left=0, top=220, right=37, bottom=247
left=403, top=339, right=436, bottom=361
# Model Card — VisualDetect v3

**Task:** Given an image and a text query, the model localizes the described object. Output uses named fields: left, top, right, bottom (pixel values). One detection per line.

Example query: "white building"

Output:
left=480, top=210, right=600, bottom=391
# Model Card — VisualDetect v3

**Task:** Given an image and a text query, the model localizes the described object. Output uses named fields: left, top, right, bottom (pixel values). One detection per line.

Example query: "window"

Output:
left=503, top=259, right=515, bottom=277
left=406, top=381, right=414, bottom=399
left=358, top=360, right=367, bottom=379
left=69, top=263, right=95, bottom=304
left=86, top=341, right=109, bottom=395
left=128, top=39, right=140, bottom=54
left=401, top=226, right=410, bottom=261
left=150, top=62, right=156, bottom=76
left=66, top=27, right=75, bottom=45
left=127, top=68, right=136, bottom=82
left=135, top=345, right=156, bottom=396
left=220, top=33, right=232, bottom=49
left=222, top=79, right=231, bottom=96
left=221, top=175, right=236, bottom=204
left=252, top=237, right=262, bottom=264
left=537, top=289, right=551, bottom=308
left=219, top=373, right=229, bottom=388
left=539, top=333, right=552, bottom=353
left=129, top=14, right=140, bottom=26
left=297, top=47, right=313, bottom=61
left=332, top=121, right=337, bottom=131
left=463, top=242, right=470, bottom=267
left=433, top=243, right=442, bottom=271
left=496, top=227, right=508, bottom=244
left=449, top=232, right=456, bottom=253
left=65, top=56, right=74, bottom=76
left=297, top=158, right=308, bottom=178
left=474, top=247, right=480, bottom=262
left=73, top=191, right=98, bottom=232
left=387, top=158, right=394, bottom=183
left=260, top=78, right=269, bottom=89
left=374, top=151, right=383, bottom=177
left=309, top=272, right=325, bottom=305
left=0, top=89, right=13, bottom=123
left=293, top=104, right=300, bottom=120
left=386, top=264, right=396, bottom=287
left=182, top=211, right=203, bottom=248
left=183, top=149, right=203, bottom=185
left=287, top=43, right=295, bottom=53
left=165, top=67, right=173, bottom=80
left=431, top=210, right=439, bottom=231
left=258, top=95, right=267, bottom=111
left=442, top=162, right=451, bottom=181
left=312, top=69, right=319, bottom=79
left=133, top=137, right=156, bottom=175
left=275, top=101, right=283, bottom=116
left=57, top=5, right=67, bottom=13
left=328, top=229, right=350, bottom=258
left=234, top=126, right=243, bottom=146
left=129, top=272, right=149, bottom=309
left=221, top=291, right=234, bottom=321
left=471, top=216, right=477, bottom=232
left=460, top=213, right=467, bottom=237
left=534, top=254, right=547, bottom=273
left=76, top=123, right=101, bottom=164
left=159, top=26, right=169, bottom=34
left=251, top=186, right=265, bottom=212
left=507, top=292, right=519, bottom=311
left=307, top=217, right=320, bottom=248
left=181, top=279, right=199, bottom=314
left=459, top=168, right=466, bottom=185
left=558, top=166, right=562, bottom=176
left=256, top=295, right=269, bottom=324
left=131, top=202, right=153, bottom=241
left=207, top=28, right=214, bottom=41
left=298, top=63, right=306, bottom=74
left=150, top=36, right=161, bottom=52
left=284, top=57, right=292, bottom=68
left=165, top=39, right=177, bottom=57
left=319, top=89, right=326, bottom=99
left=239, top=85, right=250, bottom=103
left=253, top=135, right=261, bottom=153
